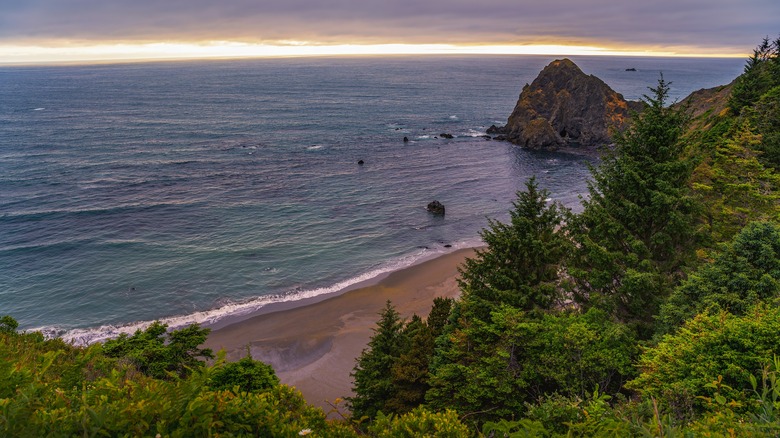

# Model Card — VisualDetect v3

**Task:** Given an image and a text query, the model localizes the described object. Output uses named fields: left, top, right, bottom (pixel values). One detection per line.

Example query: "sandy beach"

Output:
left=204, top=248, right=475, bottom=411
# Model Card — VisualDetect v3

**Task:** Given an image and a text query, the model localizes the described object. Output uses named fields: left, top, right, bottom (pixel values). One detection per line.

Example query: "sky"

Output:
left=0, top=0, right=778, bottom=63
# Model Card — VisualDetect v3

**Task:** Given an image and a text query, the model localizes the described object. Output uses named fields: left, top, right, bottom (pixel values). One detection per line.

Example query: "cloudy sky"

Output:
left=1, top=0, right=777, bottom=62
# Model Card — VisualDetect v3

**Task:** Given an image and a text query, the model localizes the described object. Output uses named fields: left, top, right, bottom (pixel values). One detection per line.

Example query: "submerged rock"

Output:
left=504, top=58, right=643, bottom=151
left=439, top=133, right=454, bottom=139
left=426, top=200, right=445, bottom=216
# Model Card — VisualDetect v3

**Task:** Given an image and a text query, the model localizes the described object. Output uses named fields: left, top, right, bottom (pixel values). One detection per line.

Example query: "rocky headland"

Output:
left=498, top=58, right=645, bottom=151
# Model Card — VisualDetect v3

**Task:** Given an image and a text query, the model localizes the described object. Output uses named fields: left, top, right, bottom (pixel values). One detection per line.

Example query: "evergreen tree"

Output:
left=569, top=77, right=696, bottom=337
left=349, top=301, right=405, bottom=419
left=749, top=85, right=780, bottom=168
left=729, top=36, right=780, bottom=116
left=386, top=316, right=435, bottom=414
left=457, top=177, right=569, bottom=323
left=657, top=221, right=780, bottom=335
left=690, top=122, right=780, bottom=243
left=426, top=180, right=574, bottom=422
left=426, top=296, right=454, bottom=339
left=426, top=306, right=636, bottom=425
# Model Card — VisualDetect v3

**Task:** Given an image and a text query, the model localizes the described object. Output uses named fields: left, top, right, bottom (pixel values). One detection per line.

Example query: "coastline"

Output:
left=204, top=247, right=476, bottom=411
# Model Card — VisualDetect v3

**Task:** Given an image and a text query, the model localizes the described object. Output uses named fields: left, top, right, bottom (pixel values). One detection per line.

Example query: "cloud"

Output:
left=1, top=0, right=777, bottom=53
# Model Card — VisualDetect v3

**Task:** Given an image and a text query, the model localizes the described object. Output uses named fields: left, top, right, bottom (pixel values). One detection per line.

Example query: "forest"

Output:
left=2, top=38, right=780, bottom=436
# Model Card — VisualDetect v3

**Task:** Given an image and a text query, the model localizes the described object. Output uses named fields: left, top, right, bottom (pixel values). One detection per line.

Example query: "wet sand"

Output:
left=204, top=248, right=474, bottom=411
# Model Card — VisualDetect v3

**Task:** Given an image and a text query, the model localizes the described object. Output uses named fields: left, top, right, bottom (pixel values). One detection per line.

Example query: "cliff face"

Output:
left=505, top=59, right=640, bottom=150
left=674, top=81, right=734, bottom=130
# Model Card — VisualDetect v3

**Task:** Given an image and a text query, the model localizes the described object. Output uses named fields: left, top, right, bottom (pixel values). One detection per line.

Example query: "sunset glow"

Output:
left=0, top=41, right=747, bottom=65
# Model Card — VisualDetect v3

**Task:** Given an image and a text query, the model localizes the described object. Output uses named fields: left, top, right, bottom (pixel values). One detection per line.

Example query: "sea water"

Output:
left=0, top=55, right=743, bottom=342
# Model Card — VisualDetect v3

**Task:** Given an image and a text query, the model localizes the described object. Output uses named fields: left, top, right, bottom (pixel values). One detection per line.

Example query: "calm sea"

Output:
left=0, top=55, right=743, bottom=342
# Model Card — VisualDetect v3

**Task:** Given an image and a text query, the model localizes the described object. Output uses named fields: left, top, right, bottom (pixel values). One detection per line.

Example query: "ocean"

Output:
left=0, top=55, right=744, bottom=343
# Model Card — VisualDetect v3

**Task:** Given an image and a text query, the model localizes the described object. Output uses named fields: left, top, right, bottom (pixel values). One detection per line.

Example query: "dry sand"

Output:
left=204, top=248, right=475, bottom=411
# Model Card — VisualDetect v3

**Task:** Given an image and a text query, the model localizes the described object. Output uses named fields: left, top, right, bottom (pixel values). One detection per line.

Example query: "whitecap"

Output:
left=32, top=108, right=45, bottom=111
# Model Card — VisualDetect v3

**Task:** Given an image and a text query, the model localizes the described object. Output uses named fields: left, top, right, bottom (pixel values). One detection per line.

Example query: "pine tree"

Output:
left=427, top=179, right=571, bottom=420
left=569, top=77, right=696, bottom=337
left=457, top=177, right=569, bottom=323
left=657, top=221, right=780, bottom=336
left=348, top=301, right=405, bottom=419
left=426, top=296, right=454, bottom=339
left=729, top=36, right=780, bottom=115
left=386, top=316, right=435, bottom=414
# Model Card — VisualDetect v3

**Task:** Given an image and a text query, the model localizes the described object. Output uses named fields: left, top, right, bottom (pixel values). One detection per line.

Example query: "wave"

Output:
left=1, top=201, right=197, bottom=222
left=42, top=239, right=482, bottom=346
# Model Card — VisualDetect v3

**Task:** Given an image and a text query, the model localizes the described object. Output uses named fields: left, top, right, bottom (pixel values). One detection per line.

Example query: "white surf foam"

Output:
left=45, top=241, right=481, bottom=346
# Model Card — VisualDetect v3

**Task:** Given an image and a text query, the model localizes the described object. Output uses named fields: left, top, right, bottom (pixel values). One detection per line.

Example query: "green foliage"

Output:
left=0, top=315, right=18, bottom=333
left=457, top=177, right=569, bottom=322
left=569, top=76, right=697, bottom=337
left=387, top=315, right=435, bottom=414
left=749, top=85, right=780, bottom=168
left=427, top=296, right=454, bottom=339
left=367, top=407, right=471, bottom=437
left=658, top=222, right=780, bottom=335
left=102, top=321, right=214, bottom=380
left=426, top=307, right=636, bottom=425
left=349, top=301, right=406, bottom=419
left=630, top=304, right=780, bottom=418
left=209, top=351, right=280, bottom=393
left=729, top=36, right=780, bottom=116
left=691, top=123, right=780, bottom=244
left=482, top=418, right=549, bottom=437
left=350, top=300, right=459, bottom=419
left=0, top=324, right=357, bottom=437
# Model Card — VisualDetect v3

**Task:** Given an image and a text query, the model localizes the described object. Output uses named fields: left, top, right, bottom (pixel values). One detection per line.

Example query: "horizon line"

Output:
left=0, top=42, right=748, bottom=66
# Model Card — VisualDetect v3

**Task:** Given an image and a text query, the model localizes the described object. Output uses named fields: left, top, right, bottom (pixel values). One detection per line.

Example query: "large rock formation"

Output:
left=504, top=58, right=642, bottom=151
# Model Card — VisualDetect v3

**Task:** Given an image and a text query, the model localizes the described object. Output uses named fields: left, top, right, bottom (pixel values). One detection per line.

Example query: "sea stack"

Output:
left=504, top=58, right=643, bottom=151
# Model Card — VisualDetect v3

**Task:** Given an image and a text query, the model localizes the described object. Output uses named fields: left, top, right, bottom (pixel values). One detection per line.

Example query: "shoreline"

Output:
left=204, top=247, right=476, bottom=411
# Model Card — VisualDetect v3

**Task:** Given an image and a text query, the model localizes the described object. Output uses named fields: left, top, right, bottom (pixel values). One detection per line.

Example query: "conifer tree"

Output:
left=569, top=77, right=696, bottom=337
left=457, top=177, right=569, bottom=323
left=349, top=301, right=405, bottom=419
left=426, top=296, right=454, bottom=339
left=386, top=316, right=435, bottom=414
left=729, top=36, right=780, bottom=115
left=426, top=180, right=572, bottom=421
left=657, top=221, right=780, bottom=335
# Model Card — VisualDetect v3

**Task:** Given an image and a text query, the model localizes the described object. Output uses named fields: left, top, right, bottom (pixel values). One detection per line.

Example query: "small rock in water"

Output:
left=440, top=133, right=454, bottom=139
left=357, top=160, right=364, bottom=165
left=426, top=200, right=445, bottom=216
left=403, top=136, right=409, bottom=142
left=486, top=124, right=506, bottom=135
left=444, top=244, right=452, bottom=248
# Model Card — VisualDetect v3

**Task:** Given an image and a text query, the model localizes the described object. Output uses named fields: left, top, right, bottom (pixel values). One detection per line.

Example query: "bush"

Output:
left=630, top=304, right=780, bottom=417
left=367, top=407, right=471, bottom=437
left=209, top=353, right=279, bottom=393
